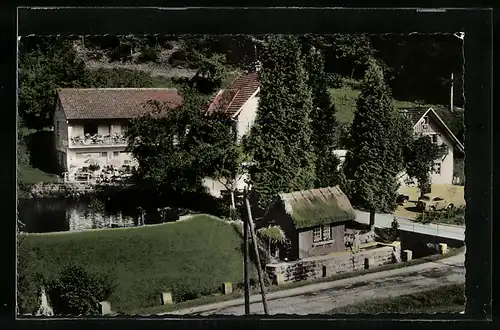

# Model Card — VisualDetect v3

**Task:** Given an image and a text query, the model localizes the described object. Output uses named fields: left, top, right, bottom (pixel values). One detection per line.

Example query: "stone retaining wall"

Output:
left=266, top=243, right=400, bottom=284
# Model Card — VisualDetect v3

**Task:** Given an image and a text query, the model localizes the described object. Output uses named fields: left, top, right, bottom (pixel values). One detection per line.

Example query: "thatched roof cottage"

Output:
left=261, top=186, right=356, bottom=261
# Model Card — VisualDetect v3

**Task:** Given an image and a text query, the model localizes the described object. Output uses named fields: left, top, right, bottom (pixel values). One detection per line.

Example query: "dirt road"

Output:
left=170, top=252, right=465, bottom=316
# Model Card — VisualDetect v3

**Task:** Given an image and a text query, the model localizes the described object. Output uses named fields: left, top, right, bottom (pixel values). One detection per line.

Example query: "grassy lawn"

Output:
left=326, top=283, right=464, bottom=314
left=395, top=184, right=465, bottom=220
left=130, top=246, right=464, bottom=315
left=18, top=163, right=58, bottom=185
left=151, top=75, right=182, bottom=88
left=18, top=215, right=257, bottom=314
left=329, top=85, right=444, bottom=126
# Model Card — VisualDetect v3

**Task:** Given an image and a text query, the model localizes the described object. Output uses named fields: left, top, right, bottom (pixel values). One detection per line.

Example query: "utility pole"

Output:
left=450, top=72, right=454, bottom=112
left=244, top=188, right=269, bottom=315
left=243, top=187, right=251, bottom=315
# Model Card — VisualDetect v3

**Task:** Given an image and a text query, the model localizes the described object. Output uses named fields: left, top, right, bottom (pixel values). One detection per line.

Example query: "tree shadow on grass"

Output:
left=405, top=206, right=422, bottom=213
left=25, top=130, right=59, bottom=175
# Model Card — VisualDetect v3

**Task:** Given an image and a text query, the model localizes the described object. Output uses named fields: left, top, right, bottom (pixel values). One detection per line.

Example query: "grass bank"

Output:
left=130, top=246, right=464, bottom=315
left=329, top=85, right=445, bottom=126
left=327, top=283, right=464, bottom=314
left=18, top=215, right=257, bottom=313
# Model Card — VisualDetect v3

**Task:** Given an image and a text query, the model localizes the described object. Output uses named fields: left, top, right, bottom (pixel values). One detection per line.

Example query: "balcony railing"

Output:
left=70, top=133, right=128, bottom=147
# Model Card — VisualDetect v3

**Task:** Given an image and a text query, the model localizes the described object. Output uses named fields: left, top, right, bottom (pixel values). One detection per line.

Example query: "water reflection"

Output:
left=18, top=198, right=179, bottom=233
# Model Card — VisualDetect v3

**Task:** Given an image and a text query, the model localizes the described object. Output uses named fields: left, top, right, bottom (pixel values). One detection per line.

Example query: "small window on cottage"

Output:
left=313, top=225, right=332, bottom=243
left=431, top=134, right=438, bottom=144
left=433, top=162, right=441, bottom=174
left=322, top=226, right=331, bottom=241
left=423, top=116, right=428, bottom=125
left=113, top=151, right=119, bottom=156
left=313, top=227, right=322, bottom=243
left=83, top=123, right=98, bottom=136
left=101, top=152, right=108, bottom=157
left=124, top=160, right=130, bottom=164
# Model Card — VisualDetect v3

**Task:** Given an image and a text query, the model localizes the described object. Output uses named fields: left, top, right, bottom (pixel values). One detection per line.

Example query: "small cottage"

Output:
left=261, top=186, right=356, bottom=261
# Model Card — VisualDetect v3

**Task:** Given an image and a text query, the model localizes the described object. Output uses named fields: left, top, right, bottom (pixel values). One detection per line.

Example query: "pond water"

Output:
left=18, top=197, right=180, bottom=233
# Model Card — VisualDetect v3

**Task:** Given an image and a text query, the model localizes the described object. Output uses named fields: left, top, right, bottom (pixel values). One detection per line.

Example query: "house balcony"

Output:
left=69, top=133, right=128, bottom=149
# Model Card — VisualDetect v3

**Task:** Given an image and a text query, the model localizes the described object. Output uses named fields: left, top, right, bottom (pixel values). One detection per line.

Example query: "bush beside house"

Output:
left=17, top=215, right=257, bottom=313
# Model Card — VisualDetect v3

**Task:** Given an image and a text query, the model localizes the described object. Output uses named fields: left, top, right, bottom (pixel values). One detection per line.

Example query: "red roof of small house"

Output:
left=57, top=88, right=183, bottom=120
left=206, top=71, right=260, bottom=117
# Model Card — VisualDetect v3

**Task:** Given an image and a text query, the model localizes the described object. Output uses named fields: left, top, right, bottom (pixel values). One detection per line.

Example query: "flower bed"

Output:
left=71, top=133, right=127, bottom=146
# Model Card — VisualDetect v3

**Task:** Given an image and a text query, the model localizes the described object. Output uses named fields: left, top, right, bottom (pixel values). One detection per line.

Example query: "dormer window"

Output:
left=422, top=116, right=428, bottom=125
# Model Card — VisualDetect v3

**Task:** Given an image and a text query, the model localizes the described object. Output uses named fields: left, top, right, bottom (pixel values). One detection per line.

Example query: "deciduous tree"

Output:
left=125, top=88, right=240, bottom=198
left=18, top=38, right=88, bottom=129
left=404, top=135, right=443, bottom=197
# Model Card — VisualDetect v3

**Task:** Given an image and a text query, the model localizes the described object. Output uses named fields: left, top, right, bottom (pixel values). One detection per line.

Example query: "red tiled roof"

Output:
left=57, top=88, right=183, bottom=120
left=206, top=71, right=260, bottom=117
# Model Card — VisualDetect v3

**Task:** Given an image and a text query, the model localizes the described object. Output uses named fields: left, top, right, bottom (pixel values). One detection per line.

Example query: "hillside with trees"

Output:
left=17, top=34, right=465, bottom=198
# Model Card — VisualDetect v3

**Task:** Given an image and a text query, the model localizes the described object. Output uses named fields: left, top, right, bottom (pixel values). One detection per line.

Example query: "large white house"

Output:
left=399, top=107, right=464, bottom=185
left=202, top=71, right=261, bottom=196
left=53, top=72, right=261, bottom=190
left=334, top=107, right=465, bottom=186
left=54, top=88, right=183, bottom=182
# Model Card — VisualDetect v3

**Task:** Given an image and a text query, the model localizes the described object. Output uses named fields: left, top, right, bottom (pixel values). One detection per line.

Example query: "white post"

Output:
left=450, top=72, right=454, bottom=112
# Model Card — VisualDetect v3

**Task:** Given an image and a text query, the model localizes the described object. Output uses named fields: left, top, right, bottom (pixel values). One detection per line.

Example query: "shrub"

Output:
left=46, top=265, right=117, bottom=316
left=138, top=46, right=159, bottom=63
left=416, top=206, right=465, bottom=225
left=88, top=164, right=100, bottom=172
left=325, top=72, right=343, bottom=88
left=390, top=218, right=400, bottom=241
left=17, top=242, right=48, bottom=314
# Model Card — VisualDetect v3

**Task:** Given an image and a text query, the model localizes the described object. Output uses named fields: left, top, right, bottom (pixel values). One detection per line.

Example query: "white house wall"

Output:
left=68, top=121, right=126, bottom=140
left=54, top=101, right=69, bottom=150
left=55, top=118, right=135, bottom=175
left=235, top=91, right=259, bottom=142
left=413, top=115, right=455, bottom=185
left=67, top=148, right=136, bottom=171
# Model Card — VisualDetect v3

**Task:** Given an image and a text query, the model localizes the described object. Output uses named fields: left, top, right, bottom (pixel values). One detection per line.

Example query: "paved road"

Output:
left=169, top=252, right=465, bottom=316
left=354, top=210, right=465, bottom=242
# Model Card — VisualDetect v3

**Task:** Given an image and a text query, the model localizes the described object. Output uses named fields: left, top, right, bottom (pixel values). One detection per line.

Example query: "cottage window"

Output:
left=83, top=123, right=98, bottom=136
left=433, top=162, right=441, bottom=174
left=113, top=151, right=119, bottom=156
left=101, top=152, right=108, bottom=157
left=313, top=225, right=332, bottom=243
left=322, top=226, right=331, bottom=241
left=431, top=134, right=438, bottom=144
left=313, top=227, right=322, bottom=242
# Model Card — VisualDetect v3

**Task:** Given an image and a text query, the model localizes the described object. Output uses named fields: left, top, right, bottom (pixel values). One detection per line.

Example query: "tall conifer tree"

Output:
left=246, top=36, right=315, bottom=210
left=306, top=46, right=344, bottom=189
left=344, top=59, right=407, bottom=230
